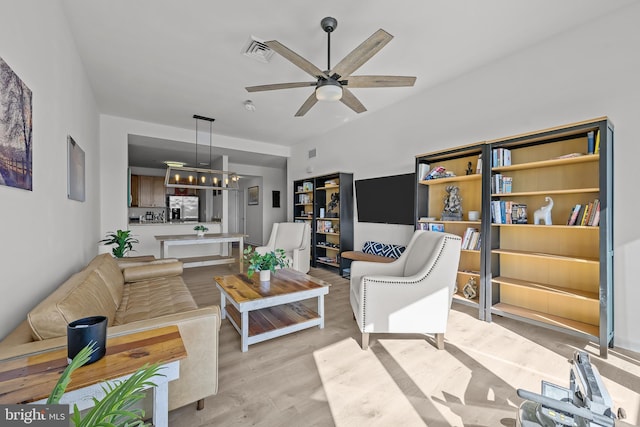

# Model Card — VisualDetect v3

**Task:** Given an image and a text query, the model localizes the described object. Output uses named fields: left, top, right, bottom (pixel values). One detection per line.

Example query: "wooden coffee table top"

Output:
left=214, top=269, right=330, bottom=303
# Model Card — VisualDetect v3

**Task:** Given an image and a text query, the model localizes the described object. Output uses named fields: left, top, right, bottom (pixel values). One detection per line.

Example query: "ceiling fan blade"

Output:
left=331, top=29, right=393, bottom=79
left=340, top=88, right=367, bottom=114
left=294, top=92, right=319, bottom=117
left=344, top=75, right=416, bottom=88
left=265, top=40, right=329, bottom=80
left=246, top=82, right=316, bottom=92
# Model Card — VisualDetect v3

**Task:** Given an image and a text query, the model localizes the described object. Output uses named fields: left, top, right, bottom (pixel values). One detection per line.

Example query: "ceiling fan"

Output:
left=245, top=17, right=416, bottom=117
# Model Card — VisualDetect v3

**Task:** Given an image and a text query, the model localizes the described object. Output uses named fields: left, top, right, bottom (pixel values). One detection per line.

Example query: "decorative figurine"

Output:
left=533, top=196, right=554, bottom=225
left=463, top=277, right=477, bottom=299
left=465, top=161, right=473, bottom=175
left=442, top=185, right=463, bottom=221
left=327, top=192, right=340, bottom=217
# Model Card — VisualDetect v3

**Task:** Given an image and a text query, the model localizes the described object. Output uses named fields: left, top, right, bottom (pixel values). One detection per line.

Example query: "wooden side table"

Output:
left=0, top=325, right=186, bottom=427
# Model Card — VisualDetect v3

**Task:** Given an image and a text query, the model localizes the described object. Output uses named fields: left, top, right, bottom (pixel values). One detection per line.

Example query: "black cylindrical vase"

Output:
left=67, top=315, right=108, bottom=364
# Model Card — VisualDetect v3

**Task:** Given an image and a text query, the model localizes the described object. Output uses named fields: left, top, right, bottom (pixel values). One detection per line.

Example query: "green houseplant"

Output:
left=100, top=230, right=139, bottom=258
left=48, top=343, right=162, bottom=427
left=243, top=245, right=290, bottom=281
left=193, top=224, right=209, bottom=237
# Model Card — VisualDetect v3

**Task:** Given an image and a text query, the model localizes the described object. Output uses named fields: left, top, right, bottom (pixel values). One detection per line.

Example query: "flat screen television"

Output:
left=355, top=173, right=415, bottom=225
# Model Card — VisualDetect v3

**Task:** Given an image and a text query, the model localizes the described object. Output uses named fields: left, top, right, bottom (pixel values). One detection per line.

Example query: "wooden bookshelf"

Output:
left=294, top=173, right=353, bottom=275
left=414, top=117, right=614, bottom=356
left=487, top=117, right=613, bottom=357
left=415, top=143, right=487, bottom=319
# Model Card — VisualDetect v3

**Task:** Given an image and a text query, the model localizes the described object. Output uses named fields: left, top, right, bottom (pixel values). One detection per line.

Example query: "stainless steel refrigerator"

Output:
left=168, top=196, right=199, bottom=221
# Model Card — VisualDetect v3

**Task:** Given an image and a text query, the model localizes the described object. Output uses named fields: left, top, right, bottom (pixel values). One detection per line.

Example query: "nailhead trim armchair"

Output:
left=349, top=230, right=462, bottom=350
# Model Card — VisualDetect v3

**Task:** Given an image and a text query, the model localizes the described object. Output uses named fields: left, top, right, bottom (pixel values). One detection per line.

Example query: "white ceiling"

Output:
left=61, top=0, right=634, bottom=165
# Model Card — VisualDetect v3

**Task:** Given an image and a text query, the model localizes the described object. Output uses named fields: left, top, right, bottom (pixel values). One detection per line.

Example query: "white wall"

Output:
left=231, top=163, right=288, bottom=245
left=0, top=1, right=99, bottom=339
left=289, top=4, right=640, bottom=351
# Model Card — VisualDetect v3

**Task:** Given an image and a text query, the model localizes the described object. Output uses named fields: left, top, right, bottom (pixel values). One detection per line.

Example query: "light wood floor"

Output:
left=169, top=262, right=640, bottom=426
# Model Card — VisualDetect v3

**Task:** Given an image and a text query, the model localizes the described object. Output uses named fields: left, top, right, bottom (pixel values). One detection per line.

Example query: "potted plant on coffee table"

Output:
left=100, top=230, right=139, bottom=258
left=243, top=246, right=290, bottom=282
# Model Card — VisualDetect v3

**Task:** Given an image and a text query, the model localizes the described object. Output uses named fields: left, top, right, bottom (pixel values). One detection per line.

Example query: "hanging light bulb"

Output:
left=201, top=175, right=206, bottom=184
left=175, top=174, right=180, bottom=183
left=213, top=176, right=218, bottom=185
left=188, top=175, right=193, bottom=183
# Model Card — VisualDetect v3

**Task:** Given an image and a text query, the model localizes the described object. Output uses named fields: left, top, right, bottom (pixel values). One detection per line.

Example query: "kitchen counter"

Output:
left=129, top=222, right=223, bottom=258
left=128, top=221, right=222, bottom=226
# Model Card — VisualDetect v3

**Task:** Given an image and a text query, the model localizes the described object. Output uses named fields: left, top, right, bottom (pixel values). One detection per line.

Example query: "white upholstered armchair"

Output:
left=350, top=230, right=462, bottom=350
left=255, top=222, right=311, bottom=273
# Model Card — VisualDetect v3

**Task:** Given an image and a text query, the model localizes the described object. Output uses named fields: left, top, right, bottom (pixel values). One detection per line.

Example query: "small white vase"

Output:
left=259, top=269, right=271, bottom=282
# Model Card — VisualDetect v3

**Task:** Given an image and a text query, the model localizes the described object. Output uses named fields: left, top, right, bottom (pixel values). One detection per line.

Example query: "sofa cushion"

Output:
left=90, top=254, right=124, bottom=306
left=114, top=276, right=198, bottom=325
left=28, top=270, right=117, bottom=340
left=362, top=241, right=406, bottom=259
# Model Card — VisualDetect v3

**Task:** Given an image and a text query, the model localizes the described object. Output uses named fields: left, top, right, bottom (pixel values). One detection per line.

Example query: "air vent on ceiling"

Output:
left=241, top=36, right=274, bottom=63
left=308, top=148, right=317, bottom=159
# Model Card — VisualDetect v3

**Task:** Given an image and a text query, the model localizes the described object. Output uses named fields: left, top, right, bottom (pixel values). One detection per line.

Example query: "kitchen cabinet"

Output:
left=130, top=174, right=140, bottom=207
left=138, top=175, right=167, bottom=207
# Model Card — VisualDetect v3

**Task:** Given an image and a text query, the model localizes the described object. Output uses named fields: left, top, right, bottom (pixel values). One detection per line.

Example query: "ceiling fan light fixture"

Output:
left=315, top=79, right=342, bottom=102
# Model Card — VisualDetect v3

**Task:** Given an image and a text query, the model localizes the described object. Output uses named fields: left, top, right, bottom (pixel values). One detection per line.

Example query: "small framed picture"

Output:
left=429, top=223, right=445, bottom=232
left=248, top=186, right=259, bottom=205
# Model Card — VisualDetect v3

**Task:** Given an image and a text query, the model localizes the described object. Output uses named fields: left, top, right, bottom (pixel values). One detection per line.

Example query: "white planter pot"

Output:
left=259, top=269, right=271, bottom=282
left=197, top=231, right=205, bottom=237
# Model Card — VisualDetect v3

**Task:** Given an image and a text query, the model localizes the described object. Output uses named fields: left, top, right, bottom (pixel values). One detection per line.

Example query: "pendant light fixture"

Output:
left=164, top=115, right=239, bottom=191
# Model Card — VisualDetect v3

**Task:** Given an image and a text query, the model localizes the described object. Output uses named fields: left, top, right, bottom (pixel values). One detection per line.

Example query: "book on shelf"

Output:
left=586, top=199, right=600, bottom=225
left=461, top=227, right=480, bottom=250
left=580, top=202, right=592, bottom=226
left=418, top=163, right=430, bottom=181
left=567, top=204, right=582, bottom=226
left=492, top=148, right=512, bottom=167
left=492, top=174, right=513, bottom=194
left=587, top=131, right=595, bottom=154
left=591, top=201, right=601, bottom=226
left=462, top=227, right=475, bottom=249
left=468, top=230, right=480, bottom=250
left=594, top=130, right=601, bottom=154
left=475, top=154, right=482, bottom=174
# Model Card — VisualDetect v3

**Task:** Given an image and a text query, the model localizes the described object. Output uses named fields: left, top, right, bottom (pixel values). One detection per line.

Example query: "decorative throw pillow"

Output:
left=362, top=241, right=406, bottom=259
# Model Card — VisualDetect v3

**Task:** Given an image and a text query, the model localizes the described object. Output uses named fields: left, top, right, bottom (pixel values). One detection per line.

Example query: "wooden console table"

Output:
left=0, top=326, right=186, bottom=427
left=155, top=232, right=247, bottom=270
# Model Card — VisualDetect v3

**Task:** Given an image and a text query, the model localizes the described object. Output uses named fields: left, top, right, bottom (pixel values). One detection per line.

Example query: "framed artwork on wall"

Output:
left=248, top=186, right=259, bottom=205
left=67, top=135, right=85, bottom=201
left=0, top=56, right=33, bottom=191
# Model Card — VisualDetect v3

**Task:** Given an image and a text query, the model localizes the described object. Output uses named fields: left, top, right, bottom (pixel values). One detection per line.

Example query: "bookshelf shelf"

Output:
left=491, top=188, right=599, bottom=197
left=492, top=153, right=599, bottom=173
left=419, top=173, right=481, bottom=186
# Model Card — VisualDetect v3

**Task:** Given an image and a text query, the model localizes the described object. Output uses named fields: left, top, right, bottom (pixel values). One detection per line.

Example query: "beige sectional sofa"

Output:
left=0, top=253, right=220, bottom=411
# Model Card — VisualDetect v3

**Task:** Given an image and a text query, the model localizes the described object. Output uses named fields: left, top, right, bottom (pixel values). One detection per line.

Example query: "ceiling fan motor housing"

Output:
left=321, top=17, right=337, bottom=33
